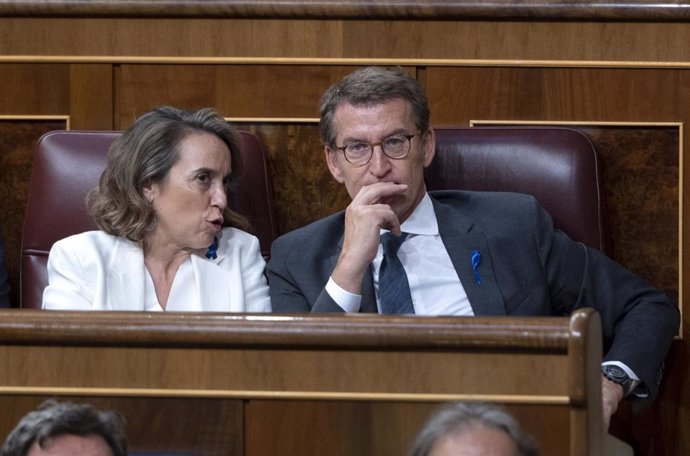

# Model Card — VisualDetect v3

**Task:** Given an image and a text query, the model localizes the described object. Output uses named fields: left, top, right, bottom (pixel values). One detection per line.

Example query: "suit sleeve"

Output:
left=42, top=238, right=95, bottom=310
left=531, top=197, right=680, bottom=398
left=267, top=235, right=344, bottom=313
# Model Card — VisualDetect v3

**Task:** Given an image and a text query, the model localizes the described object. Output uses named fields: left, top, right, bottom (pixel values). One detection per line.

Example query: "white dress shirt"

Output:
left=327, top=193, right=473, bottom=315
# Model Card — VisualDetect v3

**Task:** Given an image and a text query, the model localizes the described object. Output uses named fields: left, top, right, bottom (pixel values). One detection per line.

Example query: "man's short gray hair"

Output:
left=407, top=402, right=538, bottom=456
left=319, top=66, right=430, bottom=148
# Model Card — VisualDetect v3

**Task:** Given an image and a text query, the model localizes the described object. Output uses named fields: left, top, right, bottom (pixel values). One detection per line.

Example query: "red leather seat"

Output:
left=20, top=130, right=277, bottom=309
left=427, top=127, right=609, bottom=253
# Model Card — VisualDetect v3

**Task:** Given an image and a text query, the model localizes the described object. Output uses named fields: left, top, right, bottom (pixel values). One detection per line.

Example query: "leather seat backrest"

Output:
left=427, top=127, right=608, bottom=252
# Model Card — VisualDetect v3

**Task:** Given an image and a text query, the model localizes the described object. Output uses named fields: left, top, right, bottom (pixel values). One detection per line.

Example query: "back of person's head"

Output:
left=0, top=400, right=127, bottom=456
left=407, top=402, right=538, bottom=456
left=319, top=66, right=430, bottom=148
left=89, top=105, right=248, bottom=242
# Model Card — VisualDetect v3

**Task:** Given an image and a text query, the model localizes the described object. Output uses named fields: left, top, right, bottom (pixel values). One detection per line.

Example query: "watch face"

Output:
left=602, top=365, right=639, bottom=398
left=604, top=365, right=628, bottom=382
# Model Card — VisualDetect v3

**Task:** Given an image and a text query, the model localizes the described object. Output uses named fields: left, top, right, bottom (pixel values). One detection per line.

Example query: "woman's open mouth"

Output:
left=208, top=218, right=223, bottom=231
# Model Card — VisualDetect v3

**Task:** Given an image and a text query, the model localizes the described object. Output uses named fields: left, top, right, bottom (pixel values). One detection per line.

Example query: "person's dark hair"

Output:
left=0, top=400, right=127, bottom=456
left=407, top=402, right=538, bottom=456
left=88, top=106, right=249, bottom=242
left=319, top=66, right=430, bottom=148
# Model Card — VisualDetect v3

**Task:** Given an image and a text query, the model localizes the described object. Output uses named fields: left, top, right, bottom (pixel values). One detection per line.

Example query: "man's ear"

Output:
left=422, top=128, right=436, bottom=168
left=325, top=146, right=345, bottom=183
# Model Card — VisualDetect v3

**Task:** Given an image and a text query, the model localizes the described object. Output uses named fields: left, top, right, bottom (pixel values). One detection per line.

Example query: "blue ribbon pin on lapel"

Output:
left=471, top=249, right=482, bottom=285
left=205, top=236, right=219, bottom=259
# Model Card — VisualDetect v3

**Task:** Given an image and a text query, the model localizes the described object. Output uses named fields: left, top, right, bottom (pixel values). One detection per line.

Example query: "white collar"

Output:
left=381, top=192, right=438, bottom=236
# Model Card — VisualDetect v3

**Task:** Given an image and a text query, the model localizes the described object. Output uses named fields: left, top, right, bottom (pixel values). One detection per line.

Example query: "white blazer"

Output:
left=42, top=228, right=271, bottom=312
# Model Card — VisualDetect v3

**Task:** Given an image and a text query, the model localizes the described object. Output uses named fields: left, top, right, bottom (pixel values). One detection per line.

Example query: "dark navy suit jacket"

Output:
left=267, top=190, right=679, bottom=398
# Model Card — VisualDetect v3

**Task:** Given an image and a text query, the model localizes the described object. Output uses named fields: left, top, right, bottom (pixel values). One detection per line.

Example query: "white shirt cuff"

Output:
left=325, top=277, right=362, bottom=313
left=601, top=361, right=640, bottom=381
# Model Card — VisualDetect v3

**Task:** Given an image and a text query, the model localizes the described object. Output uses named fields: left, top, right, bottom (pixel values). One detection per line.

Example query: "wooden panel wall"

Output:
left=0, top=5, right=688, bottom=455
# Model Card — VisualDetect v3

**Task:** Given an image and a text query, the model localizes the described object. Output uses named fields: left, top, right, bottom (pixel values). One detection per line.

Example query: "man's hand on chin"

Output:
left=332, top=182, right=408, bottom=293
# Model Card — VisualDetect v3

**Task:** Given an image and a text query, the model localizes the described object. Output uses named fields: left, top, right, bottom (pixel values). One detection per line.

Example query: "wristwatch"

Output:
left=601, top=365, right=640, bottom=397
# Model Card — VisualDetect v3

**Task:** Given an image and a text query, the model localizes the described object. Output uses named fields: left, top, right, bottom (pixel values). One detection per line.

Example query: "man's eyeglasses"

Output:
left=335, top=133, right=419, bottom=167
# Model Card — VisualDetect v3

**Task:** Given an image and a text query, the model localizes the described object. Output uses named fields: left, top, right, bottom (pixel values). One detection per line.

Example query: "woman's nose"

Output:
left=212, top=183, right=228, bottom=209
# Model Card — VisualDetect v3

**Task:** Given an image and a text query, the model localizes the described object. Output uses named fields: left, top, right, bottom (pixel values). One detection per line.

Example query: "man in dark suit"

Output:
left=266, top=66, right=679, bottom=429
left=0, top=235, right=11, bottom=308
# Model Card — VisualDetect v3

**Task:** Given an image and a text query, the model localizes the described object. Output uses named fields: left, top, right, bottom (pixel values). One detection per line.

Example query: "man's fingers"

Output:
left=352, top=182, right=408, bottom=206
left=601, top=377, right=624, bottom=432
left=347, top=203, right=400, bottom=230
left=377, top=206, right=401, bottom=235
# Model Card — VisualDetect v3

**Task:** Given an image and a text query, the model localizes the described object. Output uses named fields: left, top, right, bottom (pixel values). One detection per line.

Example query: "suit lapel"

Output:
left=432, top=198, right=506, bottom=316
left=193, top=253, right=231, bottom=312
left=106, top=238, right=147, bottom=310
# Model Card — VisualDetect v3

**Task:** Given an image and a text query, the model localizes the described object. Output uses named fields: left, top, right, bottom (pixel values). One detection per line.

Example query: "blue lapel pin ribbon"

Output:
left=205, top=236, right=219, bottom=259
left=471, top=249, right=482, bottom=285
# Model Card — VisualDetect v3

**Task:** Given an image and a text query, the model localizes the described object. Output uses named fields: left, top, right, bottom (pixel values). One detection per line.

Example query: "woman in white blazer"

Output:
left=43, top=106, right=270, bottom=312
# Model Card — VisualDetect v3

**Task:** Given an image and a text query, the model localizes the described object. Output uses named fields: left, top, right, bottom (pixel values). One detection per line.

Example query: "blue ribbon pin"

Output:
left=471, top=250, right=482, bottom=285
left=205, top=236, right=219, bottom=260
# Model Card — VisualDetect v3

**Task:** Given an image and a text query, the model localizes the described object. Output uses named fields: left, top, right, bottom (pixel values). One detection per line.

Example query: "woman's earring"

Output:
left=147, top=214, right=157, bottom=231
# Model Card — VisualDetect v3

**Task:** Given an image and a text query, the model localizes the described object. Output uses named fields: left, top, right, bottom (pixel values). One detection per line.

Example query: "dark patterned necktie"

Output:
left=379, top=232, right=415, bottom=314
